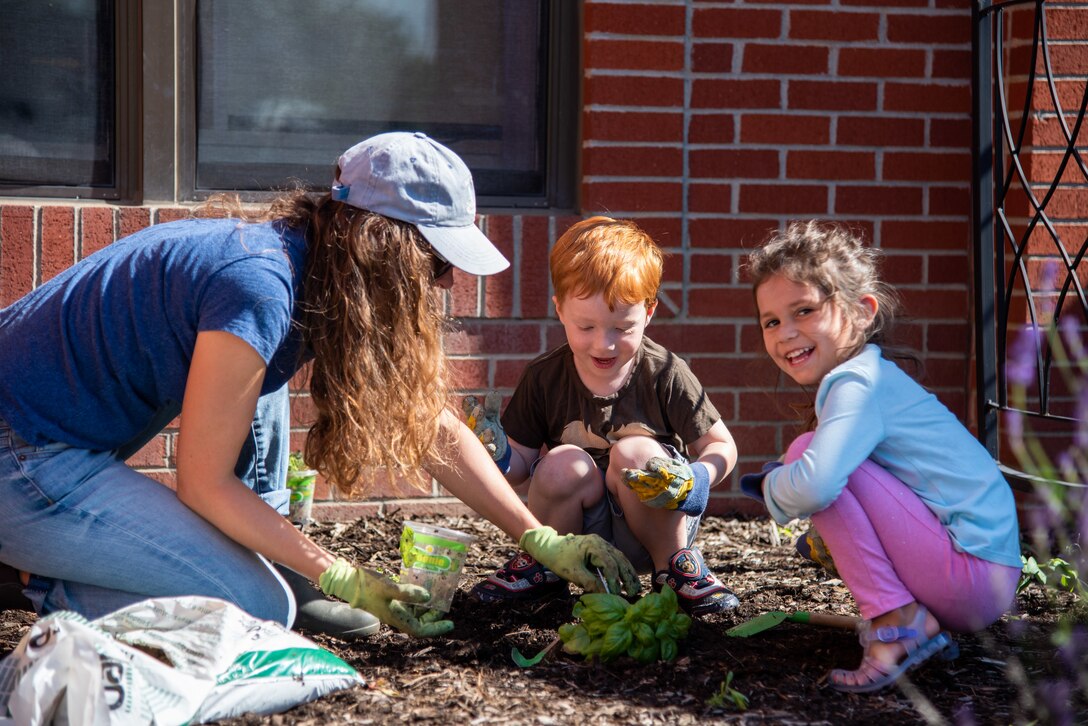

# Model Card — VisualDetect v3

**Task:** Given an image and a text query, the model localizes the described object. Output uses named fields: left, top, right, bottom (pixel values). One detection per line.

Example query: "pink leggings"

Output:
left=788, top=433, right=1020, bottom=632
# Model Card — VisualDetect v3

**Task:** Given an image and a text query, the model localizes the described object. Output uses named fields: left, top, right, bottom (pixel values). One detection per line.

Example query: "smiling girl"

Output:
left=743, top=221, right=1021, bottom=693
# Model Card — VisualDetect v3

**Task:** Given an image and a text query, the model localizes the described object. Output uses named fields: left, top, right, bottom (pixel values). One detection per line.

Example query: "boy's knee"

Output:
left=607, top=435, right=664, bottom=470
left=532, top=446, right=600, bottom=497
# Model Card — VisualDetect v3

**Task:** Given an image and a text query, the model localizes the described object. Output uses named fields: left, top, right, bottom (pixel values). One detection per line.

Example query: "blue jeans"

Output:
left=0, top=387, right=295, bottom=623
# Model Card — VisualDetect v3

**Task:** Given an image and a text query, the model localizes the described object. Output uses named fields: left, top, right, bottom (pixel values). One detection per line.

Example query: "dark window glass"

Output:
left=195, top=0, right=548, bottom=200
left=0, top=0, right=115, bottom=188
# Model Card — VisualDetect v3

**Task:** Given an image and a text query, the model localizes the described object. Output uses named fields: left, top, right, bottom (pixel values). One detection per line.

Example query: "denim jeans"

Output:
left=0, top=386, right=296, bottom=624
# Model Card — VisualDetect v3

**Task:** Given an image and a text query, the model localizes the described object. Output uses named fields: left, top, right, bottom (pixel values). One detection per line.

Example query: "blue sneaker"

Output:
left=654, top=547, right=739, bottom=616
left=470, top=552, right=569, bottom=603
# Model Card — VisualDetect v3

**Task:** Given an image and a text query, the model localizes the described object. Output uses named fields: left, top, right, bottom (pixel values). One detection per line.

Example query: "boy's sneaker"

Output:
left=795, top=528, right=838, bottom=576
left=470, top=552, right=569, bottom=603
left=654, top=547, right=739, bottom=616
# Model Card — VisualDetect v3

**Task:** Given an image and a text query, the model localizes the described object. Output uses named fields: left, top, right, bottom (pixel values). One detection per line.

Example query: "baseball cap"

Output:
left=331, top=131, right=510, bottom=276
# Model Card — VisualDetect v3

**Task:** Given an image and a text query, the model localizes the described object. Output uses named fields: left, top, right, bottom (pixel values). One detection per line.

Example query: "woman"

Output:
left=0, top=132, right=639, bottom=639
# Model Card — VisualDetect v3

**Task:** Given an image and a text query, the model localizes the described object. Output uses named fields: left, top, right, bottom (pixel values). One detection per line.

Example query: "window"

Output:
left=0, top=0, right=134, bottom=198
left=0, top=0, right=576, bottom=209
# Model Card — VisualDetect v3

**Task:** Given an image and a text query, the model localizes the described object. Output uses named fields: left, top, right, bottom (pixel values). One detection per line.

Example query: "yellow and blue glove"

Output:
left=318, top=558, right=453, bottom=637
left=621, top=456, right=711, bottom=516
left=519, top=526, right=641, bottom=598
left=462, top=393, right=511, bottom=474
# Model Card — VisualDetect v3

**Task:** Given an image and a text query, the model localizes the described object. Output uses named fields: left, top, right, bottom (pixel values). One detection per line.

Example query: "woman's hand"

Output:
left=319, top=558, right=454, bottom=637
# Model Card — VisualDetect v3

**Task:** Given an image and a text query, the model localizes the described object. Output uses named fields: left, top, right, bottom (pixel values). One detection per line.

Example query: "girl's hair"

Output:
left=550, top=216, right=663, bottom=310
left=199, top=190, right=452, bottom=495
left=747, top=220, right=901, bottom=357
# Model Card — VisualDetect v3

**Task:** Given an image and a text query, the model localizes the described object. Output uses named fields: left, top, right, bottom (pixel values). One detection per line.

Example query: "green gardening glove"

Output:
left=621, top=457, right=711, bottom=517
left=462, top=393, right=511, bottom=473
left=318, top=558, right=453, bottom=637
left=519, top=526, right=641, bottom=597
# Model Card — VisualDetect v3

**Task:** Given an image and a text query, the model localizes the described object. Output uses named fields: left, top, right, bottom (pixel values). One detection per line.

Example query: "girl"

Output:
left=743, top=221, right=1021, bottom=693
left=0, top=132, right=638, bottom=640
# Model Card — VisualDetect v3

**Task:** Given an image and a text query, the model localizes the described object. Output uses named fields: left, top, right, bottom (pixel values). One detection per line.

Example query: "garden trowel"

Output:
left=726, top=610, right=860, bottom=638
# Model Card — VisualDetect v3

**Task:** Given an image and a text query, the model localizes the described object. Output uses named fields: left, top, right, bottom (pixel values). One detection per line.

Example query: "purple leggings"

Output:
left=788, top=433, right=1020, bottom=632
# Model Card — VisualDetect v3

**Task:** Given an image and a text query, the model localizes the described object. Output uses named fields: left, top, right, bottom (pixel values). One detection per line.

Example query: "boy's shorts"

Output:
left=530, top=444, right=701, bottom=574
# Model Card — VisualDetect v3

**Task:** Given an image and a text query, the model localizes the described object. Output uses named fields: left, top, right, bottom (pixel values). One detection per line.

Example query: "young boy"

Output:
left=465, top=216, right=740, bottom=615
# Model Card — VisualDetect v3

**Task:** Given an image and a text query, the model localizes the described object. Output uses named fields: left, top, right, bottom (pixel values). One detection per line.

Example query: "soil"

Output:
left=2, top=513, right=1083, bottom=725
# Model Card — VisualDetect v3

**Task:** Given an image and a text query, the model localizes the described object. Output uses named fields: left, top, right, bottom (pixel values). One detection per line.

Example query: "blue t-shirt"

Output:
left=0, top=217, right=309, bottom=451
left=763, top=345, right=1021, bottom=569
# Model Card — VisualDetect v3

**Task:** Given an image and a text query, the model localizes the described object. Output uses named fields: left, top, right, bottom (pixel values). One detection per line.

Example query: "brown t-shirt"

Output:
left=501, top=337, right=721, bottom=469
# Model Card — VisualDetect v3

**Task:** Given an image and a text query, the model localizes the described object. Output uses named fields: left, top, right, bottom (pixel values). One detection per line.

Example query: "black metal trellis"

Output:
left=972, top=0, right=1088, bottom=488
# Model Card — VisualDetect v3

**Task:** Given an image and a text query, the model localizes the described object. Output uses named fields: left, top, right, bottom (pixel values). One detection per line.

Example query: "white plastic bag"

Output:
left=0, top=596, right=363, bottom=725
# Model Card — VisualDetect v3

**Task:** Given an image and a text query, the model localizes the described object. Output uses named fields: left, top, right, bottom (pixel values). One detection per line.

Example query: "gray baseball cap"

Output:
left=331, top=131, right=510, bottom=276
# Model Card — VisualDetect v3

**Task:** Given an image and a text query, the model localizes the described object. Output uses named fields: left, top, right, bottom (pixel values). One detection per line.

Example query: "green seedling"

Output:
left=557, top=587, right=691, bottom=664
left=706, top=671, right=749, bottom=711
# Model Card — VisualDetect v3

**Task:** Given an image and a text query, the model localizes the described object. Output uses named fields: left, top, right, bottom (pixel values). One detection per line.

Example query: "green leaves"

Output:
left=559, top=586, right=691, bottom=664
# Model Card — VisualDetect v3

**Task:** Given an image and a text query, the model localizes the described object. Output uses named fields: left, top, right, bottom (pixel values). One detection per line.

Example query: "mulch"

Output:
left=2, top=513, right=1082, bottom=724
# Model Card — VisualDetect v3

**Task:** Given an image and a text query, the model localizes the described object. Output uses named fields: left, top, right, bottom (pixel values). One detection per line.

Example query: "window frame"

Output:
left=0, top=0, right=140, bottom=201
left=172, top=0, right=579, bottom=211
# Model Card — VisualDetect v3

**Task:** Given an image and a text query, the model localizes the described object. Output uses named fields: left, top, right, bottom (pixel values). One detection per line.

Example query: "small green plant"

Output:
left=706, top=671, right=749, bottom=711
left=1019, top=554, right=1085, bottom=598
left=287, top=451, right=307, bottom=472
left=557, top=587, right=691, bottom=664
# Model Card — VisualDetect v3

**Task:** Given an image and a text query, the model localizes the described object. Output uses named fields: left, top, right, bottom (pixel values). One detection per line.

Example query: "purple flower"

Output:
left=1005, top=409, right=1024, bottom=442
left=1076, top=387, right=1088, bottom=450
left=1008, top=325, right=1044, bottom=387
left=1058, top=314, right=1086, bottom=362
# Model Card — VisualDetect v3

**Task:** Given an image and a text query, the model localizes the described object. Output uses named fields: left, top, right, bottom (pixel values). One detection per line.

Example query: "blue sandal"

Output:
left=829, top=605, right=958, bottom=693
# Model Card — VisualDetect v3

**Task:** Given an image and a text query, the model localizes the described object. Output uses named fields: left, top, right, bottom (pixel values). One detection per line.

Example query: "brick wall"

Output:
left=2, top=1, right=1085, bottom=520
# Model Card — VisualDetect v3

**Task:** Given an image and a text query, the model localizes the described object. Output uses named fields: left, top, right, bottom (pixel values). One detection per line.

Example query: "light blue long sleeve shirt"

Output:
left=764, top=345, right=1021, bottom=568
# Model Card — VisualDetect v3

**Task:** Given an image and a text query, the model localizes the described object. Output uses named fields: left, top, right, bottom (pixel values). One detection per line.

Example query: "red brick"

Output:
left=927, top=185, right=970, bottom=217
left=690, top=353, right=778, bottom=388
left=931, top=49, right=971, bottom=80
left=483, top=215, right=514, bottom=318
left=693, top=8, right=783, bottom=38
left=125, top=436, right=168, bottom=467
left=449, top=273, right=480, bottom=317
left=839, top=48, right=925, bottom=78
left=692, top=79, right=781, bottom=110
left=582, top=181, right=683, bottom=213
left=647, top=322, right=736, bottom=353
left=119, top=207, right=151, bottom=238
left=927, top=253, right=970, bottom=286
left=583, top=146, right=683, bottom=177
left=80, top=207, right=115, bottom=257
left=742, top=44, right=828, bottom=74
left=789, top=80, right=877, bottom=111
left=688, top=183, right=733, bottom=214
left=842, top=0, right=928, bottom=6
left=689, top=218, right=778, bottom=249
left=585, top=3, right=686, bottom=36
left=930, top=118, right=971, bottom=149
left=899, top=288, right=968, bottom=318
left=635, top=217, right=683, bottom=248
left=1046, top=8, right=1088, bottom=40
left=585, top=75, right=684, bottom=108
left=520, top=216, right=554, bottom=319
left=738, top=390, right=811, bottom=423
left=1046, top=187, right=1088, bottom=219
left=881, top=252, right=924, bottom=286
left=835, top=185, right=923, bottom=215
left=289, top=395, right=318, bottom=428
left=740, top=184, right=828, bottom=214
left=1047, top=42, right=1088, bottom=74
left=585, top=39, right=684, bottom=71
left=883, top=220, right=971, bottom=251
left=445, top=321, right=545, bottom=356
left=884, top=82, right=970, bottom=113
left=41, top=206, right=75, bottom=283
left=887, top=13, right=970, bottom=44
left=740, top=114, right=830, bottom=144
left=494, top=358, right=536, bottom=388
left=884, top=151, right=971, bottom=182
left=787, top=150, right=874, bottom=180
left=688, top=254, right=733, bottom=285
left=690, top=149, right=779, bottom=179
left=721, top=423, right=780, bottom=454
left=790, top=11, right=879, bottom=41
left=1025, top=152, right=1087, bottom=187
left=688, top=114, right=736, bottom=144
left=687, top=287, right=756, bottom=319
left=448, top=357, right=490, bottom=389
left=1029, top=115, right=1088, bottom=149
left=585, top=111, right=684, bottom=142
left=155, top=208, right=192, bottom=223
left=692, top=43, right=733, bottom=74
left=1, top=206, right=35, bottom=305
left=837, top=116, right=924, bottom=147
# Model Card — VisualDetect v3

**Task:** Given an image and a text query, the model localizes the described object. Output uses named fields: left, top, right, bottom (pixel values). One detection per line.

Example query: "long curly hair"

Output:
left=200, top=190, right=453, bottom=495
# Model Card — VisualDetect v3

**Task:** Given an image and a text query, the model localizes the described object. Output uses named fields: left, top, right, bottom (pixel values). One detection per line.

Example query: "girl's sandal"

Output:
left=828, top=605, right=958, bottom=694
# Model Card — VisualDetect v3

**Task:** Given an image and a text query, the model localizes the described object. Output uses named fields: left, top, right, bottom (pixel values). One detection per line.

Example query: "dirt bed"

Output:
left=1, top=514, right=1079, bottom=724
